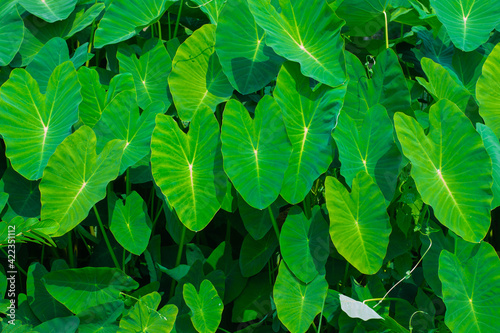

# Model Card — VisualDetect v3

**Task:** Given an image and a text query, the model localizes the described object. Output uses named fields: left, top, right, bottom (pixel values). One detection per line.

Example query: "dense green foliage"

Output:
left=0, top=0, right=499, bottom=332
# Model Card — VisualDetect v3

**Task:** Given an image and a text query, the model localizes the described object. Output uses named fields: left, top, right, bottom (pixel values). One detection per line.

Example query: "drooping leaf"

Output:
left=439, top=242, right=500, bottom=332
left=429, top=0, right=500, bottom=51
left=151, top=108, right=226, bottom=231
left=18, top=0, right=77, bottom=23
left=215, top=0, right=284, bottom=94
left=248, top=0, right=346, bottom=87
left=169, top=24, right=233, bottom=121
left=325, top=171, right=391, bottom=275
left=333, top=104, right=401, bottom=201
left=117, top=39, right=172, bottom=110
left=221, top=96, right=291, bottom=209
left=183, top=279, right=224, bottom=333
left=40, top=126, right=125, bottom=237
left=477, top=42, right=500, bottom=139
left=274, top=61, right=346, bottom=204
left=395, top=100, right=493, bottom=242
left=0, top=61, right=81, bottom=180
left=42, top=267, right=139, bottom=314
left=477, top=124, right=500, bottom=209
left=339, top=294, right=383, bottom=321
left=94, top=0, right=176, bottom=48
left=239, top=230, right=278, bottom=277
left=280, top=206, right=329, bottom=284
left=0, top=2, right=23, bottom=67
left=110, top=191, right=152, bottom=256
left=274, top=262, right=328, bottom=333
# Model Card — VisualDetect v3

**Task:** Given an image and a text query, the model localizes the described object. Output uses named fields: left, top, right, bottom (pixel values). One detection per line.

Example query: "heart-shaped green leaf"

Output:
left=18, top=0, right=77, bottom=23
left=477, top=42, right=500, bottom=139
left=151, top=108, right=226, bottom=231
left=280, top=206, right=329, bottom=284
left=274, top=262, right=328, bottom=333
left=248, top=0, right=346, bottom=87
left=325, top=171, right=391, bottom=275
left=239, top=230, right=278, bottom=277
left=0, top=61, right=81, bottom=180
left=215, top=0, right=284, bottom=94
left=110, top=191, right=152, bottom=256
left=395, top=99, right=493, bottom=242
left=221, top=96, right=291, bottom=209
left=40, top=126, right=125, bottom=237
left=439, top=242, right=500, bottom=332
left=274, top=62, right=346, bottom=204
left=183, top=279, right=224, bottom=333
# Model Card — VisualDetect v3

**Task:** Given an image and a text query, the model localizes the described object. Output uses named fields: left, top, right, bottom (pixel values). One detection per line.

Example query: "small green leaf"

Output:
left=183, top=279, right=224, bottom=333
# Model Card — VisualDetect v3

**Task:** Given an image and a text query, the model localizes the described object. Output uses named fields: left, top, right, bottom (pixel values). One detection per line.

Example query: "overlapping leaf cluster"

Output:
left=0, top=0, right=499, bottom=332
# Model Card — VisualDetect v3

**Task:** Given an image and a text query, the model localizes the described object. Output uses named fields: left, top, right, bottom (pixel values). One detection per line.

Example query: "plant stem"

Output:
left=67, top=231, right=75, bottom=268
left=94, top=206, right=120, bottom=270
left=304, top=192, right=312, bottom=219
left=268, top=206, right=280, bottom=240
left=122, top=249, right=126, bottom=272
left=158, top=20, right=162, bottom=40
left=317, top=297, right=326, bottom=333
left=167, top=12, right=172, bottom=40
left=86, top=20, right=96, bottom=67
left=383, top=11, right=389, bottom=49
left=169, top=225, right=186, bottom=299
left=173, top=0, right=184, bottom=38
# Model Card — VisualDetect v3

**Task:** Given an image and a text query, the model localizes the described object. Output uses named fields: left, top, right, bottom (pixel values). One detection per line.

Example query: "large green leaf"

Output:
left=215, top=0, right=284, bottom=94
left=274, top=262, right=328, bottom=333
left=18, top=0, right=77, bottom=23
left=183, top=279, right=224, bottom=333
left=429, top=0, right=500, bottom=51
left=77, top=67, right=106, bottom=128
left=0, top=2, right=23, bottom=66
left=335, top=0, right=391, bottom=37
left=43, top=267, right=139, bottom=314
left=0, top=61, right=81, bottom=180
left=394, top=100, right=493, bottom=242
left=221, top=96, right=291, bottom=209
left=248, top=0, right=346, bottom=87
left=274, top=62, right=346, bottom=204
left=333, top=104, right=401, bottom=202
left=118, top=292, right=177, bottom=333
left=439, top=242, right=500, bottom=332
left=477, top=43, right=500, bottom=139
left=151, top=108, right=226, bottom=231
left=94, top=0, right=176, bottom=48
left=280, top=206, right=329, bottom=284
left=169, top=24, right=233, bottom=121
left=117, top=39, right=172, bottom=110
left=343, top=50, right=412, bottom=125
left=40, top=126, right=125, bottom=237
left=110, top=192, right=152, bottom=256
left=477, top=124, right=500, bottom=209
left=325, top=171, right=391, bottom=275
left=239, top=230, right=278, bottom=277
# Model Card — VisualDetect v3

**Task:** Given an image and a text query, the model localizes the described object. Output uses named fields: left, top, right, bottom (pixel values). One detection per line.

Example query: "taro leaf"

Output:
left=27, top=262, right=72, bottom=322
left=477, top=43, right=500, bottom=139
left=110, top=191, right=152, bottom=256
left=430, top=0, right=500, bottom=52
left=343, top=50, right=412, bottom=126
left=18, top=0, right=77, bottom=23
left=239, top=230, right=278, bottom=277
left=169, top=24, right=233, bottom=122
left=40, top=126, right=125, bottom=237
left=221, top=96, right=291, bottom=209
left=93, top=77, right=164, bottom=174
left=335, top=0, right=390, bottom=37
left=215, top=0, right=284, bottom=95
left=151, top=108, right=226, bottom=232
left=0, top=61, right=81, bottom=181
left=238, top=193, right=282, bottom=240
left=26, top=37, right=89, bottom=93
left=3, top=167, right=41, bottom=218
left=280, top=206, right=329, bottom=284
left=339, top=294, right=383, bottom=321
left=274, top=262, right=328, bottom=333
left=0, top=3, right=23, bottom=67
left=477, top=124, right=500, bottom=209
left=394, top=100, right=493, bottom=242
left=333, top=104, right=401, bottom=202
left=451, top=49, right=486, bottom=93
left=117, top=39, right=172, bottom=110
left=183, top=279, right=224, bottom=333
left=42, top=267, right=139, bottom=314
left=191, top=0, right=225, bottom=24
left=232, top=271, right=271, bottom=323
left=274, top=61, right=346, bottom=204
left=118, top=292, right=177, bottom=333
left=325, top=171, right=391, bottom=275
left=439, top=242, right=500, bottom=332
left=33, top=316, right=79, bottom=333
left=77, top=67, right=106, bottom=128
left=248, top=0, right=346, bottom=87
left=94, top=0, right=176, bottom=48
left=411, top=26, right=454, bottom=69
left=78, top=301, right=124, bottom=333
left=416, top=58, right=470, bottom=111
